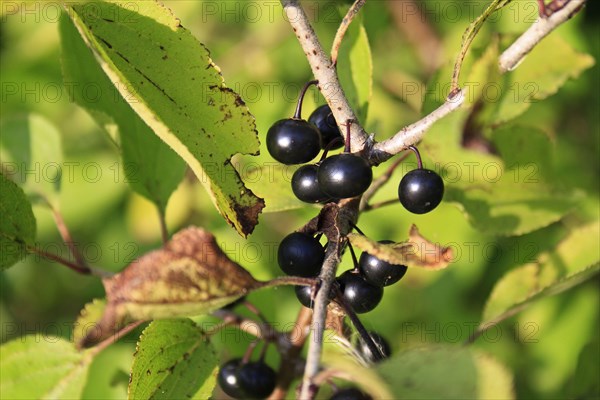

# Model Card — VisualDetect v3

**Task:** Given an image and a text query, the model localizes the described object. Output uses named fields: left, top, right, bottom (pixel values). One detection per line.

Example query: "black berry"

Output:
left=308, top=104, right=343, bottom=149
left=266, top=119, right=322, bottom=165
left=318, top=153, right=373, bottom=199
left=358, top=241, right=408, bottom=287
left=398, top=168, right=444, bottom=214
left=278, top=232, right=325, bottom=277
left=358, top=331, right=392, bottom=363
left=329, top=387, right=373, bottom=400
left=295, top=285, right=314, bottom=308
left=217, top=358, right=245, bottom=399
left=336, top=270, right=383, bottom=314
left=291, top=164, right=330, bottom=203
left=238, top=361, right=276, bottom=399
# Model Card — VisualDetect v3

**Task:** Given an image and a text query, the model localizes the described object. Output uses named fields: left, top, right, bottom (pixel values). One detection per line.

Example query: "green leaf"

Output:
left=128, top=319, right=218, bottom=400
left=377, top=346, right=514, bottom=399
left=490, top=35, right=595, bottom=125
left=0, top=336, right=93, bottom=399
left=337, top=16, right=373, bottom=123
left=445, top=176, right=578, bottom=236
left=452, top=0, right=512, bottom=90
left=60, top=9, right=186, bottom=215
left=63, top=1, right=264, bottom=236
left=481, top=219, right=600, bottom=328
left=0, top=173, right=36, bottom=270
left=492, top=124, right=554, bottom=180
left=0, top=114, right=62, bottom=207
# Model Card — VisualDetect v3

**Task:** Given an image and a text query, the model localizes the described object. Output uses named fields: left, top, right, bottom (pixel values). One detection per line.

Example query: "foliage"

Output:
left=0, top=1, right=598, bottom=399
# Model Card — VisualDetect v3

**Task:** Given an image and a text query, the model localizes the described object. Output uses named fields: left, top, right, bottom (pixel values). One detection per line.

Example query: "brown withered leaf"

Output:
left=347, top=225, right=453, bottom=270
left=79, top=227, right=260, bottom=348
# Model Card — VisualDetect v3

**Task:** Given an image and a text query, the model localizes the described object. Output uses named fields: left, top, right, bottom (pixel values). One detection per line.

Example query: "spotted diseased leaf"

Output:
left=63, top=1, right=264, bottom=236
left=79, top=227, right=260, bottom=347
left=128, top=319, right=218, bottom=400
left=347, top=225, right=453, bottom=270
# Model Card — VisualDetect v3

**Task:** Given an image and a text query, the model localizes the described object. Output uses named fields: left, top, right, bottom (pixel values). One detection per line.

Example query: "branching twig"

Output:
left=370, top=90, right=465, bottom=164
left=499, top=0, right=586, bottom=72
left=280, top=0, right=368, bottom=152
left=279, top=0, right=585, bottom=397
left=300, top=237, right=342, bottom=399
left=331, top=0, right=367, bottom=67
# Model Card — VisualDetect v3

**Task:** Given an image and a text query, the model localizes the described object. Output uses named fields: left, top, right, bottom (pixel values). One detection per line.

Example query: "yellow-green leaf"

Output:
left=64, top=1, right=264, bottom=236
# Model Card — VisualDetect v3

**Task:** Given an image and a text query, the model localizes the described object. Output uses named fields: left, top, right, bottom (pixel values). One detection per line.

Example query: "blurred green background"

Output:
left=1, top=1, right=598, bottom=399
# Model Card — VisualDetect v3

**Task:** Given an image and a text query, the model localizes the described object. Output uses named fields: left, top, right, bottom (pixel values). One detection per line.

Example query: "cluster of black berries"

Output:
left=217, top=358, right=276, bottom=399
left=287, top=237, right=408, bottom=315
left=266, top=81, right=374, bottom=203
left=217, top=82, right=447, bottom=398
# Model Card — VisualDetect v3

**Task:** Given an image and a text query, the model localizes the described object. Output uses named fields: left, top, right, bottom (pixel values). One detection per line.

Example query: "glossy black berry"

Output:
left=398, top=168, right=444, bottom=214
left=358, top=331, right=392, bottom=363
left=336, top=270, right=383, bottom=314
left=295, top=285, right=314, bottom=308
left=237, top=361, right=276, bottom=399
left=358, top=241, right=408, bottom=287
left=308, top=104, right=343, bottom=149
left=217, top=358, right=245, bottom=399
left=329, top=387, right=373, bottom=400
left=291, top=164, right=330, bottom=203
left=318, top=154, right=373, bottom=199
left=266, top=119, right=322, bottom=165
left=278, top=232, right=325, bottom=277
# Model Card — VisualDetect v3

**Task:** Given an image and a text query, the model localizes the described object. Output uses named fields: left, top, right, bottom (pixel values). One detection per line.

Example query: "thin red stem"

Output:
left=408, top=145, right=423, bottom=169
left=294, top=80, right=319, bottom=119
left=27, top=245, right=91, bottom=275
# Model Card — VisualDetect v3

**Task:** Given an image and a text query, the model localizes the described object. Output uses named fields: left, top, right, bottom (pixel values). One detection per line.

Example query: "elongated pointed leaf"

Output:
left=80, top=227, right=260, bottom=347
left=337, top=17, right=373, bottom=123
left=63, top=1, right=264, bottom=236
left=0, top=337, right=93, bottom=399
left=0, top=173, right=36, bottom=270
left=60, top=15, right=185, bottom=214
left=128, top=319, right=218, bottom=400
left=452, top=0, right=512, bottom=89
